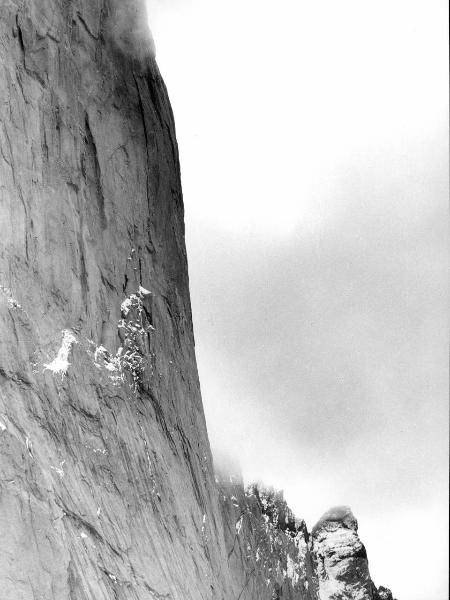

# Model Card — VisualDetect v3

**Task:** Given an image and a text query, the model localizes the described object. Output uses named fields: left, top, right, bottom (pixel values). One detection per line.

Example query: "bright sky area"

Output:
left=147, top=2, right=448, bottom=599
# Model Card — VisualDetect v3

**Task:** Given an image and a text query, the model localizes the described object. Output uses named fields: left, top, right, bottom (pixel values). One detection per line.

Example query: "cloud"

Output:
left=189, top=129, right=448, bottom=599
left=106, top=0, right=155, bottom=60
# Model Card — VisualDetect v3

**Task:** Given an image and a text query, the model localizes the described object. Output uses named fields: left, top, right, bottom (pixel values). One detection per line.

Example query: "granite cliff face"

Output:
left=0, top=0, right=231, bottom=597
left=0, top=1, right=395, bottom=599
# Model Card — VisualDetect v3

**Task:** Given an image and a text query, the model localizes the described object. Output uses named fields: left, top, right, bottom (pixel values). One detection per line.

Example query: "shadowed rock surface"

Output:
left=0, top=1, right=396, bottom=598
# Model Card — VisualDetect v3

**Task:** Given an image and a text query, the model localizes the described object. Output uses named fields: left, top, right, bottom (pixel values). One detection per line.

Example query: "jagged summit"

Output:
left=312, top=505, right=359, bottom=534
left=216, top=475, right=396, bottom=600
left=311, top=505, right=396, bottom=600
left=217, top=477, right=316, bottom=599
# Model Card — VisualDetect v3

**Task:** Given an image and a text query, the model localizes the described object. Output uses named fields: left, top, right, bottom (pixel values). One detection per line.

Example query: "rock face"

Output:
left=0, top=0, right=231, bottom=597
left=216, top=479, right=396, bottom=600
left=310, top=506, right=395, bottom=600
left=0, top=1, right=396, bottom=599
left=217, top=475, right=318, bottom=600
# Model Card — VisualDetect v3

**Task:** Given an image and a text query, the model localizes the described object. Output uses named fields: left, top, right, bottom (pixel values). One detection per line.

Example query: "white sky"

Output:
left=147, top=1, right=448, bottom=599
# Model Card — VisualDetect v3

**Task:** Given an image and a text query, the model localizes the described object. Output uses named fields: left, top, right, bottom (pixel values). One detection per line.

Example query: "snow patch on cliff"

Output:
left=235, top=514, right=243, bottom=534
left=286, top=553, right=299, bottom=585
left=139, top=285, right=151, bottom=296
left=120, top=295, right=137, bottom=316
left=43, top=330, right=77, bottom=377
left=0, top=284, right=22, bottom=310
left=51, top=461, right=65, bottom=478
left=90, top=287, right=154, bottom=390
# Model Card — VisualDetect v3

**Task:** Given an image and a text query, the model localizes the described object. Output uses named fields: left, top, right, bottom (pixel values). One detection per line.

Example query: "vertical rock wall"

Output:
left=0, top=1, right=232, bottom=597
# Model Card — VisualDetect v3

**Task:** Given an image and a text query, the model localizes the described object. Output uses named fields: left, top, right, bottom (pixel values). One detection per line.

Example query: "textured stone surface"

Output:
left=0, top=1, right=231, bottom=597
left=310, top=507, right=396, bottom=600
left=217, top=476, right=319, bottom=600
left=0, top=1, right=397, bottom=599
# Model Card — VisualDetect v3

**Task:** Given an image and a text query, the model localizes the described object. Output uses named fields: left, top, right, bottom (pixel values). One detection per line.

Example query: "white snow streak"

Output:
left=43, top=330, right=77, bottom=376
left=235, top=515, right=243, bottom=534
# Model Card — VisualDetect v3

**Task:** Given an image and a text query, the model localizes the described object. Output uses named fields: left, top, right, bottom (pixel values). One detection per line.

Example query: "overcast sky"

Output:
left=147, top=1, right=448, bottom=599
